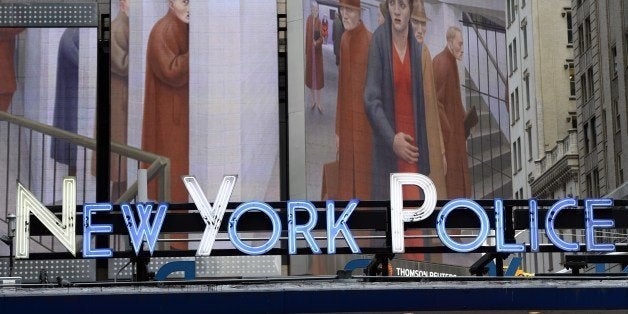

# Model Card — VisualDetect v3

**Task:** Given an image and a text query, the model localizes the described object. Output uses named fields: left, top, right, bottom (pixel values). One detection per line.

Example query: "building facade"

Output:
left=506, top=0, right=577, bottom=201
left=506, top=0, right=578, bottom=274
left=572, top=0, right=628, bottom=200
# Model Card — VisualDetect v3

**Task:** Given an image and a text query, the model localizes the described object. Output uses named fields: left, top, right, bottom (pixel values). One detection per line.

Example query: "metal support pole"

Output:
left=96, top=12, right=111, bottom=281
left=135, top=169, right=150, bottom=281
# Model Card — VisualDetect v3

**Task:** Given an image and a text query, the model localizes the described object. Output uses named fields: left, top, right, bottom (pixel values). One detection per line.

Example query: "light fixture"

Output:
left=7, top=213, right=16, bottom=238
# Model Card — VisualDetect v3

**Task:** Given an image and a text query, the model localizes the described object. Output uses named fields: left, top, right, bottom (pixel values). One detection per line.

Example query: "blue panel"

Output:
left=155, top=261, right=196, bottom=281
left=1, top=285, right=627, bottom=313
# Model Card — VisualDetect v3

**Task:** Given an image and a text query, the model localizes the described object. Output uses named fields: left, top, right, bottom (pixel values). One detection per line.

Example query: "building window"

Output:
left=570, top=113, right=577, bottom=129
left=524, top=74, right=530, bottom=108
left=510, top=92, right=515, bottom=124
left=601, top=109, right=608, bottom=142
left=580, top=73, right=588, bottom=103
left=590, top=116, right=597, bottom=149
left=515, top=87, right=520, bottom=121
left=513, top=142, right=518, bottom=174
left=517, top=138, right=522, bottom=172
left=613, top=99, right=621, bottom=133
left=585, top=173, right=592, bottom=197
left=592, top=168, right=600, bottom=197
left=521, top=0, right=526, bottom=8
left=578, top=24, right=584, bottom=54
left=584, top=122, right=590, bottom=154
left=513, top=38, right=518, bottom=72
left=507, top=0, right=512, bottom=25
left=568, top=61, right=576, bottom=98
left=508, top=43, right=513, bottom=74
left=611, top=45, right=618, bottom=79
left=584, top=17, right=592, bottom=50
left=519, top=188, right=524, bottom=200
left=526, top=125, right=533, bottom=161
left=566, top=11, right=573, bottom=45
left=510, top=0, right=516, bottom=24
left=587, top=67, right=594, bottom=100
left=616, top=153, right=624, bottom=185
left=522, top=24, right=528, bottom=58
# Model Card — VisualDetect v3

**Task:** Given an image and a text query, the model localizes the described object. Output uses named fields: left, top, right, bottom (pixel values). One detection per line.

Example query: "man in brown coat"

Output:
left=335, top=0, right=372, bottom=200
left=433, top=26, right=472, bottom=198
left=410, top=0, right=447, bottom=199
left=305, top=0, right=324, bottom=113
left=0, top=28, right=25, bottom=112
left=142, top=0, right=189, bottom=204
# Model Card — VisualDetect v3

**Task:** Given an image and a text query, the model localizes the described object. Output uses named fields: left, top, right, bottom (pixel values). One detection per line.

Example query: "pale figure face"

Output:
left=448, top=30, right=464, bottom=60
left=169, top=0, right=189, bottom=24
left=311, top=1, right=319, bottom=17
left=411, top=18, right=426, bottom=44
left=388, top=0, right=411, bottom=36
left=119, top=0, right=129, bottom=16
left=340, top=6, right=360, bottom=31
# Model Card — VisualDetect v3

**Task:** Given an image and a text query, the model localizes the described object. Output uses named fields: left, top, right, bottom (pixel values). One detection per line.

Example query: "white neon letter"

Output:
left=287, top=201, right=321, bottom=254
left=390, top=173, right=437, bottom=253
left=15, top=178, right=77, bottom=258
left=182, top=175, right=237, bottom=256
left=326, top=199, right=360, bottom=254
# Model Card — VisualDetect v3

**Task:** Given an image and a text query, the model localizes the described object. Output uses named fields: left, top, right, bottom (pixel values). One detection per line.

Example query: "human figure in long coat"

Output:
left=0, top=28, right=25, bottom=112
left=51, top=28, right=80, bottom=173
left=335, top=0, right=373, bottom=200
left=305, top=1, right=324, bottom=113
left=410, top=0, right=447, bottom=198
left=364, top=0, right=430, bottom=201
left=142, top=0, right=189, bottom=204
left=433, top=27, right=472, bottom=198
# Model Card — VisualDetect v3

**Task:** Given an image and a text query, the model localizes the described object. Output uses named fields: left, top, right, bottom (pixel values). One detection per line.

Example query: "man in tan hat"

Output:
left=335, top=0, right=373, bottom=201
left=410, top=0, right=448, bottom=199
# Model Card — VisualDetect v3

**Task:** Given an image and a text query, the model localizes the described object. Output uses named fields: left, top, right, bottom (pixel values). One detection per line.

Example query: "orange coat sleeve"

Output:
left=147, top=25, right=189, bottom=88
left=433, top=55, right=452, bottom=140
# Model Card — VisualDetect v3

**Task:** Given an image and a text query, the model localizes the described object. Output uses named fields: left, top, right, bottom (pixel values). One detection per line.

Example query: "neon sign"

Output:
left=14, top=174, right=617, bottom=258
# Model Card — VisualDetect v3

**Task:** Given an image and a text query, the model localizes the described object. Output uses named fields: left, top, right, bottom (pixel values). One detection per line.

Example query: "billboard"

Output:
left=0, top=0, right=280, bottom=256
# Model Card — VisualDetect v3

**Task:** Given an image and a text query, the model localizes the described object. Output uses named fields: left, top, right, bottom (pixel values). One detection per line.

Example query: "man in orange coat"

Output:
left=0, top=28, right=25, bottom=112
left=335, top=0, right=372, bottom=200
left=433, top=27, right=472, bottom=198
left=142, top=0, right=189, bottom=204
left=410, top=0, right=447, bottom=198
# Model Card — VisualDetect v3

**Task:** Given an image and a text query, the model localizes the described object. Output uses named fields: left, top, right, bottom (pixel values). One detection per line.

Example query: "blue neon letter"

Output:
left=585, top=198, right=615, bottom=252
left=326, top=199, right=361, bottom=254
left=529, top=199, right=539, bottom=252
left=545, top=198, right=579, bottom=251
left=228, top=202, right=281, bottom=255
left=83, top=203, right=113, bottom=258
left=436, top=199, right=490, bottom=253
left=121, top=202, right=168, bottom=255
left=495, top=199, right=524, bottom=252
left=287, top=201, right=321, bottom=254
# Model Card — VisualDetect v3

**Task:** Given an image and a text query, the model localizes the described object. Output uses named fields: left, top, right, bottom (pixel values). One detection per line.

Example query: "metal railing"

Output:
left=0, top=110, right=170, bottom=253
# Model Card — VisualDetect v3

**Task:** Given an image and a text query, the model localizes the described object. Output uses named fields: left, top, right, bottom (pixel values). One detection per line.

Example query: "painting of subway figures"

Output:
left=302, top=0, right=508, bottom=266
